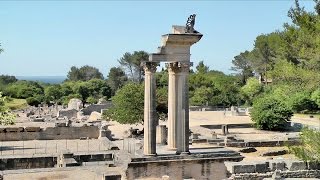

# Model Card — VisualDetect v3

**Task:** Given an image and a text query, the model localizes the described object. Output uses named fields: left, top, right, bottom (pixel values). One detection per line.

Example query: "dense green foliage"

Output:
left=67, top=65, right=104, bottom=81
left=118, top=51, right=148, bottom=83
left=0, top=92, right=15, bottom=125
left=103, top=83, right=144, bottom=124
left=251, top=95, right=293, bottom=130
left=289, top=128, right=320, bottom=162
left=107, top=67, right=128, bottom=95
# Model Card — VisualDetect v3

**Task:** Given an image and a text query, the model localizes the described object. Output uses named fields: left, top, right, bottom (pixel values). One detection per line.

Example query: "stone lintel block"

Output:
left=285, top=160, right=307, bottom=171
left=149, top=53, right=190, bottom=62
left=161, top=33, right=203, bottom=47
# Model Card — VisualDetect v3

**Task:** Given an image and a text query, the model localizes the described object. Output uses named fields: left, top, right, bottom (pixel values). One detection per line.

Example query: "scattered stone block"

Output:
left=260, top=149, right=287, bottom=156
left=239, top=147, right=257, bottom=153
left=285, top=160, right=307, bottom=171
left=24, top=127, right=41, bottom=132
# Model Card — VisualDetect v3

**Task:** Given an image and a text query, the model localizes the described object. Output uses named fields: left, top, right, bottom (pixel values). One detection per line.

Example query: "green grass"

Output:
left=5, top=98, right=28, bottom=110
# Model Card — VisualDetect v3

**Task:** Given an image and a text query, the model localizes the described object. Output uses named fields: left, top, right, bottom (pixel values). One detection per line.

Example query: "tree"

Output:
left=0, top=75, right=17, bottom=85
left=231, top=51, right=254, bottom=85
left=289, top=128, right=320, bottom=162
left=66, top=65, right=104, bottom=81
left=0, top=92, right=15, bottom=125
left=118, top=51, right=148, bottom=82
left=190, top=86, right=216, bottom=106
left=249, top=33, right=283, bottom=84
left=45, top=85, right=63, bottom=103
left=107, top=67, right=128, bottom=94
left=251, top=95, right=293, bottom=131
left=196, top=61, right=209, bottom=74
left=4, top=81, right=44, bottom=99
left=103, top=83, right=144, bottom=124
left=75, top=83, right=91, bottom=107
left=240, top=77, right=263, bottom=105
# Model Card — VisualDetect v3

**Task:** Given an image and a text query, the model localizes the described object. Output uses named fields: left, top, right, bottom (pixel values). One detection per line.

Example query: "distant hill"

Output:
left=16, top=76, right=66, bottom=84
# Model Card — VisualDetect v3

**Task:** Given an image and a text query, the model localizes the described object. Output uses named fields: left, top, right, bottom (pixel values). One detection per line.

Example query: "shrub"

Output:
left=311, top=89, right=320, bottom=108
left=26, top=97, right=41, bottom=107
left=289, top=92, right=318, bottom=113
left=87, top=96, right=97, bottom=104
left=289, top=128, right=320, bottom=162
left=250, top=95, right=293, bottom=131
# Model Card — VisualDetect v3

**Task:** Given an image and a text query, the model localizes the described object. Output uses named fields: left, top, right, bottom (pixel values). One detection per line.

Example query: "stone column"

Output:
left=167, top=62, right=178, bottom=150
left=175, top=62, right=192, bottom=154
left=143, top=62, right=158, bottom=156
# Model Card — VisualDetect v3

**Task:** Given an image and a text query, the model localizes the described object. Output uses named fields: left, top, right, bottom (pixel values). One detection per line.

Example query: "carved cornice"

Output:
left=142, top=62, right=159, bottom=73
left=166, top=62, right=193, bottom=73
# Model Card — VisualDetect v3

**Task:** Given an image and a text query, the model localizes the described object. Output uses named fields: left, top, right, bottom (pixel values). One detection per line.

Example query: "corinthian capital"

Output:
left=166, top=62, right=193, bottom=73
left=142, top=62, right=159, bottom=73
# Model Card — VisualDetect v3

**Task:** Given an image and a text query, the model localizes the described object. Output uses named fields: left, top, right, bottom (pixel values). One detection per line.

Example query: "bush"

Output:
left=289, top=92, right=318, bottom=113
left=26, top=97, right=41, bottom=107
left=87, top=96, right=97, bottom=104
left=250, top=95, right=293, bottom=131
left=311, top=89, right=320, bottom=108
left=289, top=128, right=320, bottom=162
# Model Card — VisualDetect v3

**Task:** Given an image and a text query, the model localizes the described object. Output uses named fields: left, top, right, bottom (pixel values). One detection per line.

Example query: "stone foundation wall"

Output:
left=127, top=159, right=227, bottom=180
left=0, top=156, right=57, bottom=170
left=0, top=126, right=100, bottom=141
left=225, top=160, right=320, bottom=180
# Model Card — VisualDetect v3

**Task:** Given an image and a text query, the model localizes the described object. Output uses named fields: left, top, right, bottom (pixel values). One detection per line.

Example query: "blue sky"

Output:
left=0, top=1, right=316, bottom=77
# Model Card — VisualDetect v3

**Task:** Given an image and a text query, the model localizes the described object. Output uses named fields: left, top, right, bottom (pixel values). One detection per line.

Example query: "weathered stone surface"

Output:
left=82, top=104, right=111, bottom=115
left=239, top=147, right=257, bottom=153
left=225, top=162, right=255, bottom=174
left=308, top=161, right=320, bottom=170
left=269, top=160, right=286, bottom=171
left=285, top=160, right=307, bottom=171
left=57, top=109, right=78, bottom=119
left=88, top=111, right=102, bottom=121
left=255, top=162, right=269, bottom=173
left=68, top=98, right=82, bottom=110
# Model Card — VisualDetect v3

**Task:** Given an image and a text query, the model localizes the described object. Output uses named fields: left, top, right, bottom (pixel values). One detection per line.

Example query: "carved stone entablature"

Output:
left=142, top=62, right=159, bottom=73
left=166, top=62, right=193, bottom=73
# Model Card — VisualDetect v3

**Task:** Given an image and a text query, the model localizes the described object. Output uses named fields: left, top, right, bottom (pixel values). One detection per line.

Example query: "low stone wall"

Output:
left=0, top=155, right=57, bottom=171
left=200, top=123, right=253, bottom=129
left=0, top=126, right=100, bottom=141
left=219, top=140, right=300, bottom=147
left=225, top=160, right=320, bottom=180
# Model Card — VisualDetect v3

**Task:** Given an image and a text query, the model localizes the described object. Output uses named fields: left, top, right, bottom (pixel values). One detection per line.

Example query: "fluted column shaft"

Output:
left=143, top=62, right=158, bottom=155
left=175, top=62, right=191, bottom=154
left=167, top=62, right=191, bottom=154
left=167, top=63, right=178, bottom=150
